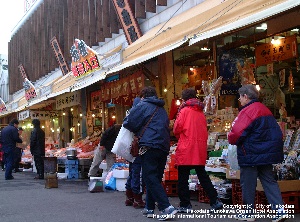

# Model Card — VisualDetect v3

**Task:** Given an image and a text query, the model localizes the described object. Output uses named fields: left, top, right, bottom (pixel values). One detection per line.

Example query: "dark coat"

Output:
left=0, top=124, right=22, bottom=153
left=100, top=124, right=122, bottom=152
left=123, top=96, right=170, bottom=153
left=228, top=100, right=284, bottom=166
left=30, top=127, right=45, bottom=156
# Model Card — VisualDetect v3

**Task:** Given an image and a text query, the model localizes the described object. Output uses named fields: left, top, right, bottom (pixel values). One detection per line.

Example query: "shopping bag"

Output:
left=111, top=125, right=136, bottom=162
left=228, top=144, right=240, bottom=170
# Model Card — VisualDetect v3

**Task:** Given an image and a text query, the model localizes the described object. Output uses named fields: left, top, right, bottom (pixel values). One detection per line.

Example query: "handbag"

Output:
left=130, top=107, right=159, bottom=157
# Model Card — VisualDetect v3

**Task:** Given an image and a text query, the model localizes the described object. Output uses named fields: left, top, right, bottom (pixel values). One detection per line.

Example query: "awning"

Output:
left=108, top=0, right=299, bottom=74
left=189, top=0, right=300, bottom=46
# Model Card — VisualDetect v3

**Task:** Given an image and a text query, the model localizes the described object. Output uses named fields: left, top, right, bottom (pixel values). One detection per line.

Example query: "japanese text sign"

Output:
left=56, top=91, right=80, bottom=110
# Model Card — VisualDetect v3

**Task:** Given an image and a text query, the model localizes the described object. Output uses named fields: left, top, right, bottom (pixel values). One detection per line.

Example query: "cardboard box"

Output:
left=113, top=169, right=129, bottom=179
left=256, top=179, right=300, bottom=192
left=226, top=169, right=240, bottom=179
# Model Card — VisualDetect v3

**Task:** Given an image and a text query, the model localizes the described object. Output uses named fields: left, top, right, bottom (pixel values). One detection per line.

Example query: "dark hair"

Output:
left=182, top=88, right=197, bottom=101
left=18, top=127, right=23, bottom=131
left=10, top=119, right=19, bottom=125
left=139, top=86, right=157, bottom=98
left=32, top=119, right=41, bottom=127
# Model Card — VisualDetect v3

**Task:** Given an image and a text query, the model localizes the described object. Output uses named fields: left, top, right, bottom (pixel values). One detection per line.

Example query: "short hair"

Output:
left=32, top=119, right=41, bottom=127
left=18, top=127, right=23, bottom=131
left=238, top=84, right=259, bottom=100
left=182, top=88, right=197, bottom=101
left=139, top=86, right=157, bottom=98
left=10, top=119, right=19, bottom=125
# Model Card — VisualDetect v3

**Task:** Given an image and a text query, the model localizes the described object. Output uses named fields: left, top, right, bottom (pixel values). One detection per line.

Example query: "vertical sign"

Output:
left=50, top=36, right=70, bottom=75
left=18, top=64, right=37, bottom=101
left=112, top=0, right=143, bottom=45
left=0, top=98, right=7, bottom=113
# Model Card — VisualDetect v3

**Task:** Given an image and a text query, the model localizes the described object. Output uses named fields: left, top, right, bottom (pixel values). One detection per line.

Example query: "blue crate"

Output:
left=57, top=158, right=67, bottom=165
left=65, top=164, right=79, bottom=170
left=65, top=168, right=79, bottom=174
left=65, top=159, right=79, bottom=165
left=67, top=172, right=79, bottom=179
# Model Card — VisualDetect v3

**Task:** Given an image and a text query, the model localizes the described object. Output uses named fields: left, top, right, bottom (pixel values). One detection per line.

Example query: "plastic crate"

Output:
left=67, top=172, right=79, bottom=179
left=162, top=180, right=178, bottom=197
left=65, top=159, right=79, bottom=165
left=65, top=168, right=79, bottom=174
left=65, top=164, right=79, bottom=170
left=281, top=191, right=300, bottom=213
left=197, top=184, right=210, bottom=203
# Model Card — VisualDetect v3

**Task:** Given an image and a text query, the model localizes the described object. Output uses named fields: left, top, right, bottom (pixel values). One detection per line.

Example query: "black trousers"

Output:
left=34, top=155, right=44, bottom=177
left=178, top=165, right=218, bottom=207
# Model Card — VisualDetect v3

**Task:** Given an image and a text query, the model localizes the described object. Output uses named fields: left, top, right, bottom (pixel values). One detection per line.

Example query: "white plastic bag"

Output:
left=111, top=125, right=135, bottom=162
left=228, top=144, right=240, bottom=170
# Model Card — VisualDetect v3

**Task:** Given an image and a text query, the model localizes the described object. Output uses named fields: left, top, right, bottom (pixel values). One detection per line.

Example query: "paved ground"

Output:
left=0, top=170, right=299, bottom=222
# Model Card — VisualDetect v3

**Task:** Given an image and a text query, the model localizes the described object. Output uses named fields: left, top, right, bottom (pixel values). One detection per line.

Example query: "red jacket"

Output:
left=173, top=101, right=208, bottom=166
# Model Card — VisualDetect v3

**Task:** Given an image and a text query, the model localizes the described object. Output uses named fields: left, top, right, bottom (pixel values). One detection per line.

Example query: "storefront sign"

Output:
left=18, top=110, right=30, bottom=121
left=12, top=102, right=18, bottom=110
left=70, top=39, right=102, bottom=78
left=18, top=64, right=37, bottom=101
left=112, top=0, right=142, bottom=44
left=30, top=111, right=59, bottom=120
left=50, top=36, right=69, bottom=75
left=0, top=98, right=7, bottom=113
left=188, top=65, right=214, bottom=87
left=255, top=35, right=298, bottom=67
left=101, top=70, right=144, bottom=105
left=56, top=91, right=80, bottom=110
left=90, top=90, right=102, bottom=110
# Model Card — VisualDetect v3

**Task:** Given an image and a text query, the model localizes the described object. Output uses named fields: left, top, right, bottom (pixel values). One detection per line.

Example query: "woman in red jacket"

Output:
left=173, top=88, right=223, bottom=213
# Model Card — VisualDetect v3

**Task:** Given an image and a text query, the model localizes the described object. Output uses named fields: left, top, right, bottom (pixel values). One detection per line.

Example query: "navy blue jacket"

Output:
left=0, top=124, right=22, bottom=153
left=228, top=100, right=283, bottom=166
left=123, top=96, right=170, bottom=153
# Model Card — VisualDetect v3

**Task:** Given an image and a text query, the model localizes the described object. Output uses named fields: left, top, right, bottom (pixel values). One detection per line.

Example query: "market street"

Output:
left=0, top=171, right=299, bottom=222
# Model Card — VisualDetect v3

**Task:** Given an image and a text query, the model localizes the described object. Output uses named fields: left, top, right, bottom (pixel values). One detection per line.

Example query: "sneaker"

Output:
left=234, top=214, right=255, bottom=221
left=158, top=205, right=178, bottom=221
left=142, top=209, right=154, bottom=218
left=177, top=204, right=193, bottom=213
left=210, top=199, right=223, bottom=212
left=272, top=211, right=288, bottom=222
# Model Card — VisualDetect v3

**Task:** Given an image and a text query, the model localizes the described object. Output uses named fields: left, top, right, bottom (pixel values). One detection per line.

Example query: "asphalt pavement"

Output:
left=0, top=170, right=299, bottom=222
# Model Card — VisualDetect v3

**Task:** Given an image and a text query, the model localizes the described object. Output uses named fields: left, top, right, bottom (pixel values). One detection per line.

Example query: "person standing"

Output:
left=228, top=84, right=285, bottom=222
left=173, top=88, right=223, bottom=213
left=0, top=119, right=22, bottom=180
left=14, top=127, right=25, bottom=173
left=30, top=119, right=45, bottom=179
left=123, top=86, right=177, bottom=221
left=124, top=97, right=145, bottom=209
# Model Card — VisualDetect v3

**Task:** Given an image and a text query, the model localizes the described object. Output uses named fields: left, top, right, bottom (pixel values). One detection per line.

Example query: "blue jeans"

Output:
left=126, top=156, right=143, bottom=194
left=141, top=148, right=170, bottom=211
left=4, top=151, right=14, bottom=179
left=240, top=165, right=284, bottom=211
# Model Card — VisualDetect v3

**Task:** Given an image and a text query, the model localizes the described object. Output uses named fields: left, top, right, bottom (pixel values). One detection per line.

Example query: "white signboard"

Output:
left=18, top=110, right=30, bottom=120
left=56, top=91, right=80, bottom=110
left=30, top=111, right=59, bottom=120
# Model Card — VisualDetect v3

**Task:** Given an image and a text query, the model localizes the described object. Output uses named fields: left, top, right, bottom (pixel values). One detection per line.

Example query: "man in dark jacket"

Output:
left=30, top=119, right=45, bottom=179
left=0, top=119, right=22, bottom=180
left=228, top=85, right=285, bottom=222
left=123, top=86, right=177, bottom=221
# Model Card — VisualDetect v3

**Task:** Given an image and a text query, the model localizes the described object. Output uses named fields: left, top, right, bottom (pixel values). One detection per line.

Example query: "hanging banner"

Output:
left=255, top=35, right=298, bottom=67
left=0, top=98, right=7, bottom=113
left=90, top=90, right=102, bottom=110
left=56, top=91, right=80, bottom=110
left=188, top=65, right=213, bottom=87
left=50, top=36, right=70, bottom=75
left=18, top=110, right=30, bottom=120
left=18, top=64, right=37, bottom=101
left=70, top=39, right=102, bottom=78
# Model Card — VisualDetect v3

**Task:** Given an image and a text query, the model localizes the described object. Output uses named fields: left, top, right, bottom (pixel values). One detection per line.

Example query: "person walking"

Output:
left=173, top=88, right=223, bottom=213
left=123, top=86, right=177, bottom=221
left=228, top=84, right=285, bottom=222
left=14, top=127, right=25, bottom=173
left=30, top=119, right=45, bottom=179
left=124, top=97, right=145, bottom=209
left=0, top=119, right=22, bottom=180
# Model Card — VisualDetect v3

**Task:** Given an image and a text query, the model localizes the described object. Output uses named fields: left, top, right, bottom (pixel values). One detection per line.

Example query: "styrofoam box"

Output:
left=99, top=161, right=107, bottom=170
left=57, top=173, right=68, bottom=179
left=116, top=178, right=127, bottom=191
left=113, top=169, right=129, bottom=178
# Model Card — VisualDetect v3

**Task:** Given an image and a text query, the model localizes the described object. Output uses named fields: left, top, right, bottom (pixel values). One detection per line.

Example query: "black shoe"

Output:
left=14, top=169, right=21, bottom=173
left=5, top=176, right=14, bottom=180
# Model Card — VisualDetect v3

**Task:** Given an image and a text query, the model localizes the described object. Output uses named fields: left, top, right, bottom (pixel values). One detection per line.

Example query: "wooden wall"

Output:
left=8, top=0, right=167, bottom=94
